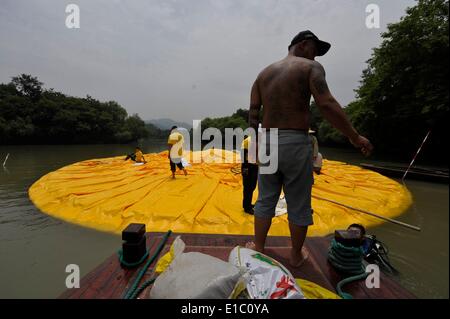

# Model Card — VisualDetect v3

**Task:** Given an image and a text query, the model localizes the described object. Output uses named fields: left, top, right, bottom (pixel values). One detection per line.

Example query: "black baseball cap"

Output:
left=288, top=30, right=331, bottom=56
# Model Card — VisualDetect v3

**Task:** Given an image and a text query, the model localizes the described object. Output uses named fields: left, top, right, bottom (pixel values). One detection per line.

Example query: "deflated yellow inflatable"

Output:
left=28, top=149, right=412, bottom=236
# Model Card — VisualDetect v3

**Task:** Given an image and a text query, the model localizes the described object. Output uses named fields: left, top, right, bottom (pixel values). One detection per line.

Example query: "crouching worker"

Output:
left=241, top=135, right=258, bottom=215
left=125, top=147, right=147, bottom=163
left=167, top=126, right=187, bottom=179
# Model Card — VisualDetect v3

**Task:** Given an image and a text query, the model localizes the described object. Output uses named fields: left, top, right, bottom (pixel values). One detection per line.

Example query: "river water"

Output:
left=0, top=141, right=448, bottom=298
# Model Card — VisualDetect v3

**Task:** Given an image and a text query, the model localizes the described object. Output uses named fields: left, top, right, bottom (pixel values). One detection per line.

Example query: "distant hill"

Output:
left=146, top=118, right=192, bottom=130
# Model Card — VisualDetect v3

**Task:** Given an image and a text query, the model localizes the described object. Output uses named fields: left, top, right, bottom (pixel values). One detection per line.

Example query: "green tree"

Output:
left=232, top=108, right=249, bottom=122
left=123, top=114, right=149, bottom=141
left=348, top=0, right=448, bottom=162
left=11, top=74, right=43, bottom=102
left=0, top=75, right=149, bottom=144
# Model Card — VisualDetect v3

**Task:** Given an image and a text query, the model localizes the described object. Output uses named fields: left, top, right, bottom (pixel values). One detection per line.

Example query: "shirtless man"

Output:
left=247, top=30, right=373, bottom=267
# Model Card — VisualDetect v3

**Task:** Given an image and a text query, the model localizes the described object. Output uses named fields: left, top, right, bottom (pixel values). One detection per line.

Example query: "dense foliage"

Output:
left=201, top=109, right=249, bottom=134
left=145, top=122, right=170, bottom=138
left=316, top=0, right=448, bottom=163
left=0, top=74, right=149, bottom=144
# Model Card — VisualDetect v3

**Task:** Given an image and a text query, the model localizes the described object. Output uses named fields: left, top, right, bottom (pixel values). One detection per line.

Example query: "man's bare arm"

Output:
left=249, top=79, right=262, bottom=131
left=309, top=61, right=373, bottom=155
left=309, top=62, right=359, bottom=140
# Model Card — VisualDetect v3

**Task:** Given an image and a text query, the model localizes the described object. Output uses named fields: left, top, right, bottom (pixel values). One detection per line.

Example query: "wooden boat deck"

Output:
left=59, top=232, right=416, bottom=299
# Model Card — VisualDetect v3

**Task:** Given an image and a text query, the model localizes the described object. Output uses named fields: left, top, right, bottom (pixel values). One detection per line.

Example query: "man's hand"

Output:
left=310, top=61, right=373, bottom=157
left=349, top=135, right=373, bottom=157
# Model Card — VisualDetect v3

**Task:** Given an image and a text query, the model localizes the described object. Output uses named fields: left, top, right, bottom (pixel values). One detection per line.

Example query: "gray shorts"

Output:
left=254, top=130, right=314, bottom=226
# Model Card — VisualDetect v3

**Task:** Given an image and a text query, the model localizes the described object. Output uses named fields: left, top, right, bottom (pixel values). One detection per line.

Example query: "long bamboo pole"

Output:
left=312, top=194, right=421, bottom=232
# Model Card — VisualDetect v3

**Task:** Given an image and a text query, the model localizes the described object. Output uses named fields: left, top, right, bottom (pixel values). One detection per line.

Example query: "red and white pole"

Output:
left=402, top=130, right=432, bottom=181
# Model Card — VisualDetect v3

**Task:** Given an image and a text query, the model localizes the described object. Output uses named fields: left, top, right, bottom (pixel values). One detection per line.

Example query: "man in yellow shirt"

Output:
left=168, top=126, right=187, bottom=179
left=241, top=135, right=258, bottom=214
left=125, top=147, right=147, bottom=163
left=135, top=147, right=147, bottom=163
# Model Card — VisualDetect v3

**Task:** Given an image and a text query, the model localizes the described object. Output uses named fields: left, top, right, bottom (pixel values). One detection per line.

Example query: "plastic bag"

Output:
left=275, top=194, right=287, bottom=217
left=181, top=157, right=191, bottom=167
left=150, top=237, right=246, bottom=299
left=296, top=278, right=340, bottom=299
left=314, top=152, right=323, bottom=168
left=155, top=236, right=186, bottom=274
left=228, top=246, right=305, bottom=299
left=132, top=162, right=145, bottom=166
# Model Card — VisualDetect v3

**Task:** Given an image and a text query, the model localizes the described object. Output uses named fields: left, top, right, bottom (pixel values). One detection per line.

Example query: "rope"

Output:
left=117, top=249, right=149, bottom=268
left=327, top=239, right=368, bottom=299
left=128, top=278, right=156, bottom=299
left=230, top=165, right=241, bottom=175
left=123, top=230, right=172, bottom=299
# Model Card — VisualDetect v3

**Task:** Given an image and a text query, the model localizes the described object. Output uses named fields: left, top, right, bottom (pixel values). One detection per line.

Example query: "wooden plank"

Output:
left=164, top=232, right=291, bottom=247
left=309, top=236, right=415, bottom=299
left=112, top=235, right=163, bottom=299
left=310, top=236, right=371, bottom=299
left=59, top=232, right=415, bottom=299
left=59, top=254, right=116, bottom=299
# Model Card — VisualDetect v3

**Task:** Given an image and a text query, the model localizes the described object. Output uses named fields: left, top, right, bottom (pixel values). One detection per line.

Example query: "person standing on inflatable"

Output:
left=241, top=135, right=258, bottom=215
left=247, top=30, right=373, bottom=268
left=168, top=126, right=188, bottom=179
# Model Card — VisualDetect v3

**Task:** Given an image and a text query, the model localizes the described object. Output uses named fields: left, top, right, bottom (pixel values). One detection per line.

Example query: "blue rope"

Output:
left=117, top=249, right=149, bottom=268
left=128, top=278, right=157, bottom=299
left=328, top=239, right=368, bottom=299
left=123, top=230, right=172, bottom=299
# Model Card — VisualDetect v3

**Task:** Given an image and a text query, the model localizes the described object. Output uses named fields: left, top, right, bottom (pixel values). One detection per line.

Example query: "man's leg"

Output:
left=253, top=216, right=273, bottom=252
left=242, top=165, right=253, bottom=213
left=282, top=133, right=314, bottom=267
left=248, top=164, right=258, bottom=205
left=288, top=223, right=308, bottom=267
left=248, top=166, right=282, bottom=252
left=177, top=162, right=187, bottom=176
left=170, top=160, right=176, bottom=178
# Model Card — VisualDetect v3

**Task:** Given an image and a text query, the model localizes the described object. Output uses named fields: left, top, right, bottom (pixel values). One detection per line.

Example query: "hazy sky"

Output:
left=0, top=0, right=416, bottom=123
